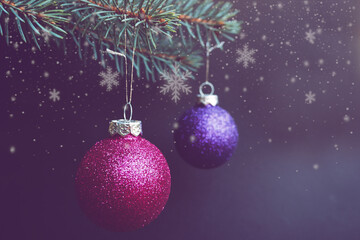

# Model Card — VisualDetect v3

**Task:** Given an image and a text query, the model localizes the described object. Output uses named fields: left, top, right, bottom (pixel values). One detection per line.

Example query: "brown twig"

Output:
left=84, top=0, right=225, bottom=27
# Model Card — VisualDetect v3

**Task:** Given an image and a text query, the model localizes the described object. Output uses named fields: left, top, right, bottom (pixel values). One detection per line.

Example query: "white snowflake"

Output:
left=99, top=66, right=120, bottom=92
left=160, top=64, right=192, bottom=103
left=236, top=44, right=257, bottom=68
left=305, top=91, right=316, bottom=104
left=150, top=25, right=171, bottom=40
left=305, top=29, right=316, bottom=44
left=13, top=42, right=19, bottom=50
left=10, top=145, right=16, bottom=154
left=150, top=25, right=162, bottom=35
left=41, top=28, right=52, bottom=43
left=49, top=89, right=60, bottom=102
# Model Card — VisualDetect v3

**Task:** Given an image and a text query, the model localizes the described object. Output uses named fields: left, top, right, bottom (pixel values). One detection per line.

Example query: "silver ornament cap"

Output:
left=197, top=94, right=219, bottom=106
left=109, top=119, right=142, bottom=137
left=197, top=82, right=219, bottom=106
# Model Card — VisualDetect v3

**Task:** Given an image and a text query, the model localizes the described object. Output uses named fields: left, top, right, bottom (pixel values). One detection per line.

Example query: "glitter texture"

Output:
left=76, top=135, right=171, bottom=232
left=174, top=104, right=238, bottom=169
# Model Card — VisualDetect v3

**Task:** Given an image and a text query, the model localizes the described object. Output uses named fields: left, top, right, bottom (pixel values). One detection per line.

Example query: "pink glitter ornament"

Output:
left=76, top=120, right=171, bottom=232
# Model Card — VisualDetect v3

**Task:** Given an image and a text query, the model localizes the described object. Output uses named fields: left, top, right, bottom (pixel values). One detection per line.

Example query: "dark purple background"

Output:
left=2, top=0, right=360, bottom=239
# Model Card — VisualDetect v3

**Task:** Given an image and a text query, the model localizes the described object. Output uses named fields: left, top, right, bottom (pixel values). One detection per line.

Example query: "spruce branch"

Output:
left=61, top=0, right=241, bottom=49
left=170, top=0, right=242, bottom=46
left=61, top=0, right=180, bottom=50
left=58, top=0, right=240, bottom=79
left=1, top=0, right=241, bottom=81
left=0, top=0, right=68, bottom=47
left=67, top=22, right=202, bottom=81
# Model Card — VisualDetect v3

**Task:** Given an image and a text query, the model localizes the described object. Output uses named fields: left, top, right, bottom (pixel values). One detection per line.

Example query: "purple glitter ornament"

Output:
left=174, top=93, right=238, bottom=169
left=76, top=120, right=171, bottom=232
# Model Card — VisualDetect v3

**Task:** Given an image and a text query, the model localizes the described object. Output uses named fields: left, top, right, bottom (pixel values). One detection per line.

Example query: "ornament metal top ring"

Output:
left=199, top=82, right=215, bottom=96
left=123, top=102, right=133, bottom=122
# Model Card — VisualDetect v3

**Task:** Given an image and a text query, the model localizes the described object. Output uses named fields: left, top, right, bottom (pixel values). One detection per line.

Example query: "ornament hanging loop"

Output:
left=199, top=82, right=215, bottom=96
left=123, top=102, right=133, bottom=122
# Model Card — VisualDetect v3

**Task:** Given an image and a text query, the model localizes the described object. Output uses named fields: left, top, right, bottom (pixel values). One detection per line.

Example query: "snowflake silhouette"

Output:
left=150, top=25, right=162, bottom=35
left=49, top=89, right=60, bottom=102
left=305, top=91, right=316, bottom=104
left=160, top=64, right=192, bottom=103
left=305, top=29, right=316, bottom=44
left=99, top=66, right=120, bottom=92
left=41, top=28, right=52, bottom=43
left=236, top=44, right=257, bottom=68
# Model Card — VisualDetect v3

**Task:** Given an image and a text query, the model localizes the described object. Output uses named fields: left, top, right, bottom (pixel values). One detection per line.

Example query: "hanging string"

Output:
left=123, top=9, right=138, bottom=121
left=123, top=1, right=138, bottom=121
left=205, top=38, right=210, bottom=83
left=200, top=36, right=225, bottom=96
left=105, top=48, right=125, bottom=57
left=204, top=38, right=225, bottom=83
left=104, top=1, right=136, bottom=121
left=122, top=0, right=137, bottom=106
left=120, top=30, right=137, bottom=121
left=128, top=27, right=138, bottom=104
left=123, top=1, right=129, bottom=104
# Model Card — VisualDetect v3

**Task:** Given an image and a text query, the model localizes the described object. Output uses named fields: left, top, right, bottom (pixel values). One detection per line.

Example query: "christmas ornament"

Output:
left=174, top=40, right=238, bottom=169
left=174, top=82, right=238, bottom=168
left=76, top=29, right=171, bottom=232
left=76, top=118, right=171, bottom=232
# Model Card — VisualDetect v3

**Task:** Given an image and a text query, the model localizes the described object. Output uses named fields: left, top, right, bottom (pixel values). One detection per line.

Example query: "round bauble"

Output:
left=174, top=97, right=238, bottom=169
left=76, top=120, right=171, bottom=232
